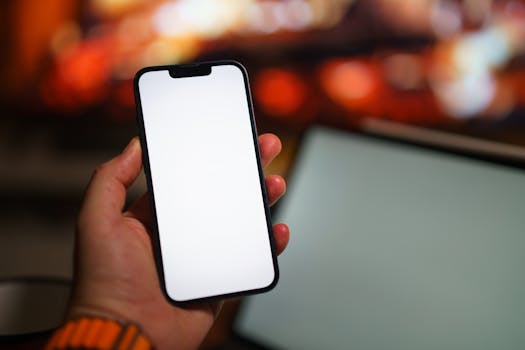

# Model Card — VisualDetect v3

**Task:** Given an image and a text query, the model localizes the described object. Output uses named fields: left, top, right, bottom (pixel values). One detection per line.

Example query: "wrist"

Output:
left=65, top=287, right=151, bottom=335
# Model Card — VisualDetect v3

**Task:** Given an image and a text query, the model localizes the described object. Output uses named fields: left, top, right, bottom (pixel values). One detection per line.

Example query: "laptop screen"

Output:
left=236, top=127, right=525, bottom=350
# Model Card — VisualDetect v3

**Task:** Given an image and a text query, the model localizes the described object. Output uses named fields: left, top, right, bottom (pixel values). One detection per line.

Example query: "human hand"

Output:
left=67, top=134, right=289, bottom=349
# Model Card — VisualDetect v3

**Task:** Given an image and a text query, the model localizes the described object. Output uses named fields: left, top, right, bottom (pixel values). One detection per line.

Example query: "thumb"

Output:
left=79, top=137, right=142, bottom=227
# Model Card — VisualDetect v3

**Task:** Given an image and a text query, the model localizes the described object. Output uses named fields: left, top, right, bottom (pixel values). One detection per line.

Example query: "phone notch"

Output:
left=169, top=64, right=212, bottom=79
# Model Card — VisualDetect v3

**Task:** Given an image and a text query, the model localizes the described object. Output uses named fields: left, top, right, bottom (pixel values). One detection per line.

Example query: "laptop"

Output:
left=235, top=126, right=525, bottom=350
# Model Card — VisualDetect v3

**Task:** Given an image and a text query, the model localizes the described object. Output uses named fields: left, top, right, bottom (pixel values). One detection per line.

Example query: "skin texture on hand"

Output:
left=67, top=134, right=289, bottom=350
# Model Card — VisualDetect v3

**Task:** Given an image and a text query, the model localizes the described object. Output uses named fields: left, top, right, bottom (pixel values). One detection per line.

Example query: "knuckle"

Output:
left=93, top=162, right=109, bottom=176
left=91, top=161, right=114, bottom=182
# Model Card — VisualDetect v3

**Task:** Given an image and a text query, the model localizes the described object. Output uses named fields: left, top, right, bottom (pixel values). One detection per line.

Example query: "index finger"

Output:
left=259, top=133, right=282, bottom=168
left=79, top=138, right=142, bottom=228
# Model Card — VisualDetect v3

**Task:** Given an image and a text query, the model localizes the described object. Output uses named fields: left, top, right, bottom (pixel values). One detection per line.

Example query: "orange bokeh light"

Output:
left=254, top=68, right=307, bottom=117
left=319, top=59, right=381, bottom=112
left=41, top=40, right=112, bottom=111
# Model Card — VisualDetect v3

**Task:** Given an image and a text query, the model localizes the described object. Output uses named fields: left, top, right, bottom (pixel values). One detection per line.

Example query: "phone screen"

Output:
left=135, top=62, right=278, bottom=303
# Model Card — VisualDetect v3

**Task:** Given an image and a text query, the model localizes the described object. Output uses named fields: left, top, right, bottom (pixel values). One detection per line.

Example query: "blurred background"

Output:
left=0, top=0, right=524, bottom=348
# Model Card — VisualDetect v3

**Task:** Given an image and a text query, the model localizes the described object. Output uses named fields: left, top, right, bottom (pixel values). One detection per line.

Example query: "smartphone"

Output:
left=134, top=61, right=278, bottom=305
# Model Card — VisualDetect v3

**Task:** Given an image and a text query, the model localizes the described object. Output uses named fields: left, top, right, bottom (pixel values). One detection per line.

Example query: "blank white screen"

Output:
left=237, top=127, right=525, bottom=350
left=137, top=65, right=275, bottom=302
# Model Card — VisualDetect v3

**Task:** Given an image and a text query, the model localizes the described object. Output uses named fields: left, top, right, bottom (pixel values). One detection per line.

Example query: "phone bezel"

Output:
left=134, top=60, right=279, bottom=305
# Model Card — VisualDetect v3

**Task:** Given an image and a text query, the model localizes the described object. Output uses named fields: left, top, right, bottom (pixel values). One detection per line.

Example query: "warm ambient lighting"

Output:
left=254, top=68, right=307, bottom=118
left=154, top=0, right=243, bottom=39
left=319, top=60, right=380, bottom=111
left=36, top=0, right=524, bottom=125
left=430, top=25, right=513, bottom=119
left=41, top=41, right=111, bottom=110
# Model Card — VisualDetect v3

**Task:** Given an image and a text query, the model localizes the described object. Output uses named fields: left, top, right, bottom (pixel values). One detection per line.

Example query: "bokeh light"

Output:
left=254, top=68, right=308, bottom=118
left=320, top=59, right=382, bottom=114
left=1, top=0, right=524, bottom=138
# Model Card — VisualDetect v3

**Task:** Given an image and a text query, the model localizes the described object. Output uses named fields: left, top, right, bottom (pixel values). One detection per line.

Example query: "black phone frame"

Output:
left=134, top=60, right=279, bottom=306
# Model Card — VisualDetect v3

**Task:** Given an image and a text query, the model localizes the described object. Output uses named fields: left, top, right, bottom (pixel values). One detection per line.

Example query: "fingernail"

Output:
left=123, top=137, right=140, bottom=154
